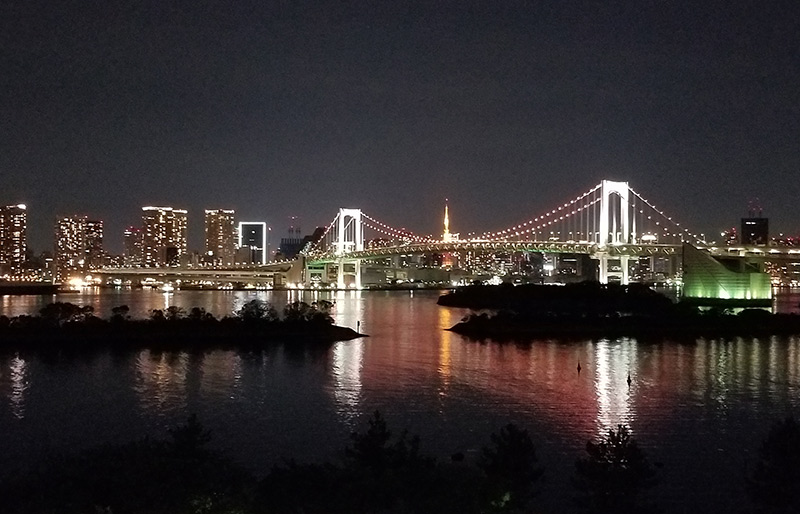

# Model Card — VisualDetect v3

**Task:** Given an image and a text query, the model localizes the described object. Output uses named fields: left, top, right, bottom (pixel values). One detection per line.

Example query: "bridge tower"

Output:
left=334, top=208, right=363, bottom=289
left=598, top=180, right=631, bottom=246
left=595, top=180, right=632, bottom=284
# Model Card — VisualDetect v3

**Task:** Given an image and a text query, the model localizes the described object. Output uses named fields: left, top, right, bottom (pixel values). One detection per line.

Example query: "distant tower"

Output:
left=0, top=204, right=27, bottom=275
left=441, top=199, right=457, bottom=269
left=443, top=199, right=452, bottom=243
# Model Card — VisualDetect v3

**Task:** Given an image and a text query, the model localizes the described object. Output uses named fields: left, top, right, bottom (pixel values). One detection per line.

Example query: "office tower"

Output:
left=54, top=215, right=104, bottom=281
left=741, top=217, right=768, bottom=245
left=85, top=219, right=104, bottom=269
left=0, top=204, right=27, bottom=275
left=238, top=221, right=268, bottom=264
left=204, top=209, right=236, bottom=265
left=123, top=226, right=143, bottom=266
left=141, top=206, right=188, bottom=266
left=278, top=226, right=325, bottom=260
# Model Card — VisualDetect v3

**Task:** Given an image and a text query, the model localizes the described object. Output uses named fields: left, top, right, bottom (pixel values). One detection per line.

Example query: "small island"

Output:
left=441, top=282, right=800, bottom=339
left=0, top=299, right=364, bottom=352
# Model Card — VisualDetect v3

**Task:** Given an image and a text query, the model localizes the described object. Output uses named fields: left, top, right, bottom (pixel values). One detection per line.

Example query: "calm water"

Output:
left=1, top=289, right=800, bottom=513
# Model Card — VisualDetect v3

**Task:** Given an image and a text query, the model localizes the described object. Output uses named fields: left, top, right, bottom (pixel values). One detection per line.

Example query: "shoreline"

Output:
left=0, top=321, right=365, bottom=353
left=447, top=313, right=800, bottom=340
left=441, top=283, right=800, bottom=340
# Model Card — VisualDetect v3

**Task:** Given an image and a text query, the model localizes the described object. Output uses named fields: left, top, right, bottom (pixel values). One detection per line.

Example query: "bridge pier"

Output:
left=336, top=259, right=362, bottom=289
left=597, top=254, right=630, bottom=285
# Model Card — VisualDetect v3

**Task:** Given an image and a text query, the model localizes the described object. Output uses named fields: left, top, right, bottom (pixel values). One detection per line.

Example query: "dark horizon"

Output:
left=3, top=1, right=799, bottom=254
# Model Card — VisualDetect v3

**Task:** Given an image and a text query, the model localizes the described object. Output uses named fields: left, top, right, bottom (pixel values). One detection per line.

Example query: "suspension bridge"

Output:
left=98, top=179, right=797, bottom=290
left=302, top=180, right=705, bottom=288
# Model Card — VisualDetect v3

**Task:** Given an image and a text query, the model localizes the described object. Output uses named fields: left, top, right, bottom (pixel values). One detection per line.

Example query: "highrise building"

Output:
left=54, top=215, right=104, bottom=282
left=277, top=226, right=325, bottom=260
left=85, top=219, right=104, bottom=269
left=141, top=207, right=188, bottom=266
left=237, top=221, right=268, bottom=264
left=741, top=217, right=768, bottom=245
left=0, top=204, right=27, bottom=276
left=123, top=226, right=143, bottom=266
left=204, top=209, right=236, bottom=265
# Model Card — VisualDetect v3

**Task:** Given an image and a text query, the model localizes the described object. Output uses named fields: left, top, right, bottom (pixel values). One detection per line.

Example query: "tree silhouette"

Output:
left=478, top=423, right=543, bottom=511
left=0, top=414, right=252, bottom=513
left=573, top=425, right=659, bottom=513
left=168, top=413, right=212, bottom=458
left=310, top=300, right=334, bottom=325
left=282, top=301, right=313, bottom=323
left=236, top=299, right=278, bottom=322
left=747, top=416, right=800, bottom=513
left=187, top=306, right=215, bottom=321
left=39, top=302, right=94, bottom=326
left=164, top=306, right=185, bottom=321
left=110, top=305, right=130, bottom=323
left=345, top=410, right=429, bottom=474
left=342, top=411, right=436, bottom=512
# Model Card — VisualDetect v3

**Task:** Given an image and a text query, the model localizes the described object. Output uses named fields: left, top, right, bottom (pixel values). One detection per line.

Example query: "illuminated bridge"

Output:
left=98, top=180, right=800, bottom=291
left=303, top=180, right=699, bottom=287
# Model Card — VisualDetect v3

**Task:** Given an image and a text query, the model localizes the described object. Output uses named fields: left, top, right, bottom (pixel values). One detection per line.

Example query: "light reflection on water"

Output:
left=594, top=339, right=637, bottom=437
left=0, top=290, right=799, bottom=512
left=331, top=339, right=364, bottom=426
left=6, top=355, right=28, bottom=419
left=134, top=350, right=189, bottom=413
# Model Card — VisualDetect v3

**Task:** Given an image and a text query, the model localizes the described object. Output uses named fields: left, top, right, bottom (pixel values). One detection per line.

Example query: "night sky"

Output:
left=2, top=0, right=798, bottom=253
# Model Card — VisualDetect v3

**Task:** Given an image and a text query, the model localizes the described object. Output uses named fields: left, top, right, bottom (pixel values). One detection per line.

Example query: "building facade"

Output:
left=237, top=221, right=268, bottom=264
left=123, top=226, right=143, bottom=266
left=54, top=215, right=104, bottom=282
left=204, top=209, right=236, bottom=265
left=0, top=204, right=27, bottom=276
left=141, top=207, right=188, bottom=267
left=741, top=217, right=769, bottom=245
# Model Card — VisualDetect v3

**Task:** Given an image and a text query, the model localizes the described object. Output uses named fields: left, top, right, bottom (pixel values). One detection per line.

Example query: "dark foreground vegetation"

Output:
left=0, top=300, right=362, bottom=351
left=2, top=412, right=798, bottom=514
left=442, top=282, right=800, bottom=338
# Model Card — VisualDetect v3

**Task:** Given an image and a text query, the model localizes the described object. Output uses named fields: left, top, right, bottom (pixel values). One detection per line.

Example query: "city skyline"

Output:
left=4, top=188, right=800, bottom=259
left=2, top=1, right=798, bottom=252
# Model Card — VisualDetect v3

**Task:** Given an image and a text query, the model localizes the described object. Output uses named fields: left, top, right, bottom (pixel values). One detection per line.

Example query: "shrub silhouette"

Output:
left=236, top=299, right=278, bottom=322
left=478, top=423, right=543, bottom=511
left=0, top=415, right=252, bottom=514
left=573, top=425, right=658, bottom=513
left=39, top=302, right=94, bottom=326
left=747, top=416, right=800, bottom=513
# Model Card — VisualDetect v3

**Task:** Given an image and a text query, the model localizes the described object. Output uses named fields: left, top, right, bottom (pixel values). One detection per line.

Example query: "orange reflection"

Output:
left=332, top=339, right=364, bottom=425
left=437, top=306, right=452, bottom=391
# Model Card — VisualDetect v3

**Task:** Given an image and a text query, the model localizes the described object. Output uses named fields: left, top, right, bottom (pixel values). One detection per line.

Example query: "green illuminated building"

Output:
left=681, top=244, right=772, bottom=307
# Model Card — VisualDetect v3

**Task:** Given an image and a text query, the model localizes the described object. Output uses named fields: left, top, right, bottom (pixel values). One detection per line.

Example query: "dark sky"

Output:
left=2, top=0, right=799, bottom=253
